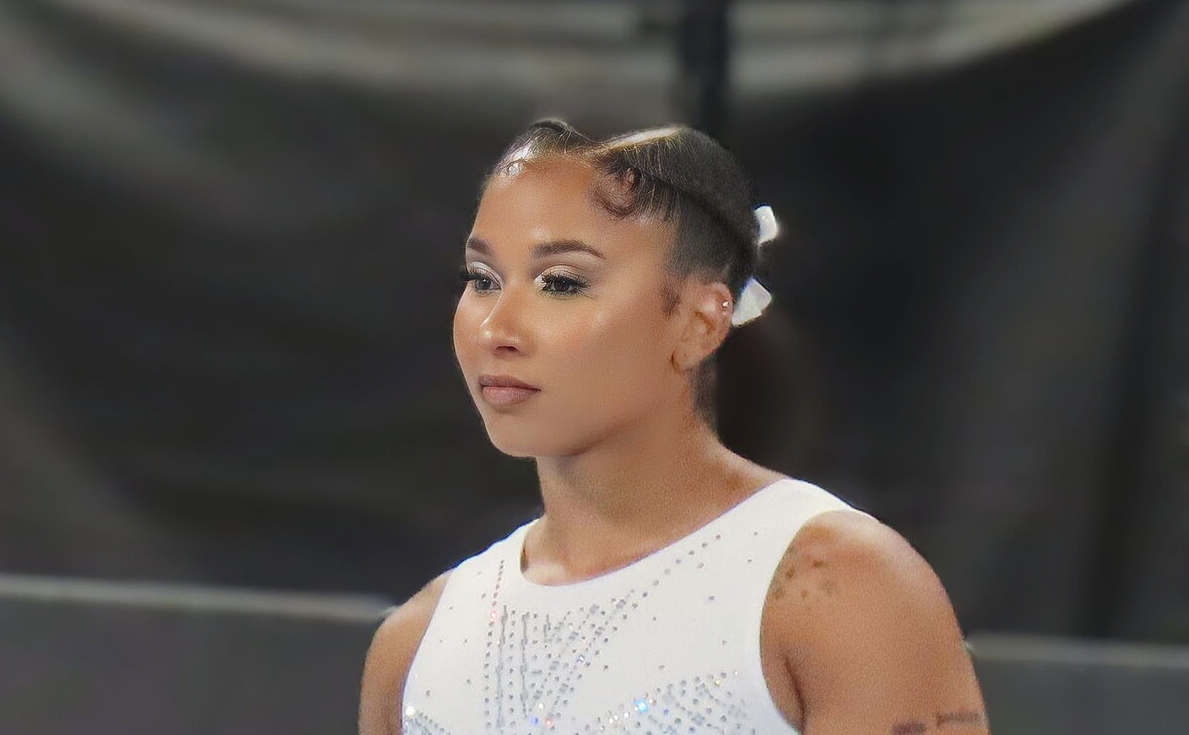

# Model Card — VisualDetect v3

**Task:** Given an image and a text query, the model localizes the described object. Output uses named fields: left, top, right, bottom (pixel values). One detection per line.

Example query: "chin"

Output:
left=483, top=422, right=585, bottom=459
left=485, top=432, right=546, bottom=459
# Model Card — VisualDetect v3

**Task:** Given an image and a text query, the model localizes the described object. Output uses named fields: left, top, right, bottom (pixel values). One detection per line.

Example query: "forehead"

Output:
left=481, top=156, right=596, bottom=213
left=472, top=158, right=670, bottom=259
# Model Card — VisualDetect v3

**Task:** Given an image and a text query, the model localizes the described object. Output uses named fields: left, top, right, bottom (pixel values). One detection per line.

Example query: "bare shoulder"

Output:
left=358, top=570, right=453, bottom=735
left=766, top=510, right=989, bottom=734
left=770, top=509, right=946, bottom=604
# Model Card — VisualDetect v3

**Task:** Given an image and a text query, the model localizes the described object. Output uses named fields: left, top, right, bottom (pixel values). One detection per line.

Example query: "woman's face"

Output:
left=453, top=157, right=685, bottom=457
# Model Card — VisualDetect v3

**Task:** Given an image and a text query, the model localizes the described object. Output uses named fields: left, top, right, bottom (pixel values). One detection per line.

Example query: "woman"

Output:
left=359, top=120, right=989, bottom=735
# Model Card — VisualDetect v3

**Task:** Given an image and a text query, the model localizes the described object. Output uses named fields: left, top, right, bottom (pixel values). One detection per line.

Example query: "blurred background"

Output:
left=0, top=0, right=1186, bottom=733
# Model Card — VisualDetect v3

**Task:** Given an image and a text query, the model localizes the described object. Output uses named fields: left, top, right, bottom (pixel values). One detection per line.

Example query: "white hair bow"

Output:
left=730, top=205, right=777, bottom=326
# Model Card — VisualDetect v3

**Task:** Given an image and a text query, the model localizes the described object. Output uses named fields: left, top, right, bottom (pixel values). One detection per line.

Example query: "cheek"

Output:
left=550, top=304, right=671, bottom=387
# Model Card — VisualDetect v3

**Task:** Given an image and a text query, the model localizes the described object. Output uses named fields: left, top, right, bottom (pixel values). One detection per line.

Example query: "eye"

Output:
left=540, top=273, right=589, bottom=296
left=457, top=266, right=589, bottom=297
left=458, top=266, right=496, bottom=292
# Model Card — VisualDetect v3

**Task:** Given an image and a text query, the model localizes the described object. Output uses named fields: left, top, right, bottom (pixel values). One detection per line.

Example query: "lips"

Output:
left=478, top=374, right=538, bottom=390
left=478, top=374, right=539, bottom=407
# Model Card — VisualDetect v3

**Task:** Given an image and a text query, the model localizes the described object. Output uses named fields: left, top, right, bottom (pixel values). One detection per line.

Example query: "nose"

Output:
left=477, top=288, right=528, bottom=354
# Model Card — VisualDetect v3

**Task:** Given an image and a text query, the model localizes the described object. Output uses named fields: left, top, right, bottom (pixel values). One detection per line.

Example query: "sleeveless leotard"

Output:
left=401, top=477, right=865, bottom=735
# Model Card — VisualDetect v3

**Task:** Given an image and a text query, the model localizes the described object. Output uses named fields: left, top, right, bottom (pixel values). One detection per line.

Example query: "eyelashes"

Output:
left=457, top=266, right=590, bottom=297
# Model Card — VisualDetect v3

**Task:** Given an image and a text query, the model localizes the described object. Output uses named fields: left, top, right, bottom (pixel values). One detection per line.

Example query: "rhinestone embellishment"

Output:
left=403, top=528, right=766, bottom=734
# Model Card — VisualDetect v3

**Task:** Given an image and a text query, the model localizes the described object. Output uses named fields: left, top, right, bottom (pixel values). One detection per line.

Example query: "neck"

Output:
left=526, top=406, right=777, bottom=584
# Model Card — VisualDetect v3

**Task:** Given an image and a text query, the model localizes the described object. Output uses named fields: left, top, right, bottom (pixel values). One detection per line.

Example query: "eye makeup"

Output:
left=457, top=266, right=591, bottom=297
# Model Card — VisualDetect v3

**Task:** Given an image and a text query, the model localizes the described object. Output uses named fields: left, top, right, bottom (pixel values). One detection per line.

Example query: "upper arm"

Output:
left=358, top=571, right=451, bottom=735
left=770, top=511, right=989, bottom=735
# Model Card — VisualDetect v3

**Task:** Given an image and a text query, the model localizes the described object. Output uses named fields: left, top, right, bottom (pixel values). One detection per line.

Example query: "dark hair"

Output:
left=482, top=119, right=768, bottom=430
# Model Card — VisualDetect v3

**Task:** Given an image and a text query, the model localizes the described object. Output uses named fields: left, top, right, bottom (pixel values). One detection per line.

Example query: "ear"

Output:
left=671, top=279, right=733, bottom=372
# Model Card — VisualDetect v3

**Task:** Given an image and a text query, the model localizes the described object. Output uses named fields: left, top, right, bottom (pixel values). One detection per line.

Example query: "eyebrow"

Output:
left=465, top=236, right=605, bottom=261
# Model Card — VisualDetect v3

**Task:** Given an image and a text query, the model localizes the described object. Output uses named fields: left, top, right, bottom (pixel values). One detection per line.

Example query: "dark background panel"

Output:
left=0, top=577, right=387, bottom=735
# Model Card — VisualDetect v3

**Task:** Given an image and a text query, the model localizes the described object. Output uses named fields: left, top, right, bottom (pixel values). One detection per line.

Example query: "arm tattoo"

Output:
left=937, top=710, right=985, bottom=728
left=890, top=709, right=987, bottom=734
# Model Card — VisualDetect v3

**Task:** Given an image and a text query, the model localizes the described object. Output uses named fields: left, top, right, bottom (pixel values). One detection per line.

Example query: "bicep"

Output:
left=358, top=573, right=451, bottom=735
left=800, top=593, right=988, bottom=735
left=359, top=613, right=404, bottom=735
left=778, top=513, right=989, bottom=735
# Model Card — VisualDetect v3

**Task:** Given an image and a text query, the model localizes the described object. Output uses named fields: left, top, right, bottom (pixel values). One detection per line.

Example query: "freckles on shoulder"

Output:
left=765, top=509, right=958, bottom=643
left=768, top=511, right=878, bottom=601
